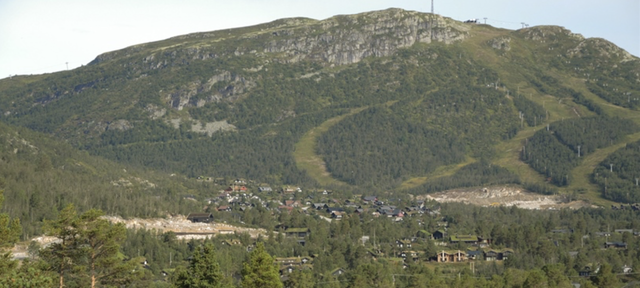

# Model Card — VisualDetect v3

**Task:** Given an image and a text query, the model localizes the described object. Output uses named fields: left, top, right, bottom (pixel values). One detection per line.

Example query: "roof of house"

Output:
left=330, top=267, right=345, bottom=275
left=614, top=229, right=633, bottom=233
left=467, top=250, right=483, bottom=256
left=285, top=228, right=310, bottom=233
left=327, top=207, right=345, bottom=212
left=187, top=213, right=213, bottom=219
left=450, top=235, right=478, bottom=242
left=484, top=248, right=514, bottom=254
left=605, top=241, right=627, bottom=247
left=437, top=250, right=466, bottom=255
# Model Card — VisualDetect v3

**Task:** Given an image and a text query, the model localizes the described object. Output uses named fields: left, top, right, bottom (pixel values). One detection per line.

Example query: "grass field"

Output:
left=293, top=107, right=368, bottom=187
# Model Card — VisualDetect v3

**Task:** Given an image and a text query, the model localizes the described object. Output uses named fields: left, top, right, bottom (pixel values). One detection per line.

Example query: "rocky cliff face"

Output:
left=106, top=8, right=471, bottom=114
left=163, top=70, right=256, bottom=111
left=263, top=9, right=470, bottom=65
left=92, top=8, right=470, bottom=69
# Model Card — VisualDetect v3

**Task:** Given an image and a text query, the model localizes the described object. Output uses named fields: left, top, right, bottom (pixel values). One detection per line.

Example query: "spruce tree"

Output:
left=241, top=242, right=282, bottom=288
left=0, top=191, right=55, bottom=287
left=172, top=242, right=229, bottom=288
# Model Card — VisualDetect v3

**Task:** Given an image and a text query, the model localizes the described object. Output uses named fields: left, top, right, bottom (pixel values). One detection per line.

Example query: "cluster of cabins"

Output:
left=611, top=203, right=640, bottom=211
left=396, top=232, right=514, bottom=263
left=553, top=228, right=639, bottom=249
left=435, top=248, right=514, bottom=262
left=307, top=196, right=438, bottom=221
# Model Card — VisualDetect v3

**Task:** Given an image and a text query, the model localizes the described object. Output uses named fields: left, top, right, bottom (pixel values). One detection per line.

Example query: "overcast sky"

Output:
left=1, top=0, right=638, bottom=78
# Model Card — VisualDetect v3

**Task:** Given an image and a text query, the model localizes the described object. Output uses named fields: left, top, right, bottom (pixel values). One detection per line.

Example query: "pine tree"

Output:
left=347, top=262, right=393, bottom=288
left=40, top=204, right=82, bottom=288
left=591, top=263, right=620, bottom=288
left=76, top=209, right=140, bottom=288
left=241, top=242, right=282, bottom=288
left=41, top=205, right=141, bottom=288
left=283, top=269, right=314, bottom=288
left=522, top=269, right=548, bottom=288
left=172, top=242, right=229, bottom=288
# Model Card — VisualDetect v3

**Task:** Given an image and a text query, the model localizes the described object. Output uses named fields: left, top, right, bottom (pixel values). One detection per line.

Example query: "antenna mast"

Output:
left=431, top=0, right=434, bottom=14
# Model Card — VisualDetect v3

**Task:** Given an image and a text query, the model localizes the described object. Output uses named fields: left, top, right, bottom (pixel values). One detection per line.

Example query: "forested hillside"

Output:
left=0, top=122, right=207, bottom=238
left=0, top=8, right=639, bottom=199
left=592, top=140, right=640, bottom=203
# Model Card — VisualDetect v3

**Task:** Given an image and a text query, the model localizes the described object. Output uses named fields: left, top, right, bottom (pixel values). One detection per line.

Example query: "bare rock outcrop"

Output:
left=264, top=9, right=470, bottom=65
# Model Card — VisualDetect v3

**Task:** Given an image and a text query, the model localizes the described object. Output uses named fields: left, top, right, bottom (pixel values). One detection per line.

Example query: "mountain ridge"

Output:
left=1, top=8, right=639, bottom=200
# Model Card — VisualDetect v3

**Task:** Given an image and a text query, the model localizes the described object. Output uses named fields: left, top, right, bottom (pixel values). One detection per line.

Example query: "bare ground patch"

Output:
left=418, top=186, right=595, bottom=210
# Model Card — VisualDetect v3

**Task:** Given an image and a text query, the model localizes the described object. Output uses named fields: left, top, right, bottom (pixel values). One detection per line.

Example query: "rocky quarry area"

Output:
left=102, top=215, right=268, bottom=240
left=13, top=215, right=268, bottom=259
left=420, top=186, right=594, bottom=210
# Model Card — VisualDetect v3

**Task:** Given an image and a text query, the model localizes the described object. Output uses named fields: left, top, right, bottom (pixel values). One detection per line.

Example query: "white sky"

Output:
left=1, top=0, right=638, bottom=78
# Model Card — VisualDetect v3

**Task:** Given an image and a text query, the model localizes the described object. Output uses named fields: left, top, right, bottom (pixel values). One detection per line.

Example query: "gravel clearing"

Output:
left=419, top=186, right=595, bottom=210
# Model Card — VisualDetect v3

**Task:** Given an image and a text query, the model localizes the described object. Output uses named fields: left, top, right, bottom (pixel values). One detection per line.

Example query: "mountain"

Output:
left=1, top=8, right=639, bottom=200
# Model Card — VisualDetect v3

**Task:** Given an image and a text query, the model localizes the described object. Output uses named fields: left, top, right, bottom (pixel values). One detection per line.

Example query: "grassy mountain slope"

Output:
left=1, top=8, right=639, bottom=201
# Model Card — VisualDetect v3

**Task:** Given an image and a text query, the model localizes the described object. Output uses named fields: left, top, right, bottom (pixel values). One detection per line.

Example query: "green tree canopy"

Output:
left=241, top=242, right=282, bottom=288
left=172, top=242, right=229, bottom=288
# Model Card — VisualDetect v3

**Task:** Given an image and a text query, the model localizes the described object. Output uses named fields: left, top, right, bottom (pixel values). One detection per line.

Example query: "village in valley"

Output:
left=174, top=177, right=638, bottom=280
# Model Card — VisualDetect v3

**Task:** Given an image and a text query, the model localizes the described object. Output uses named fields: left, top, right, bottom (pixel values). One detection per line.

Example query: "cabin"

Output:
left=221, top=239, right=242, bottom=246
left=186, top=213, right=214, bottom=223
left=312, top=203, right=327, bottom=210
left=579, top=265, right=599, bottom=277
left=450, top=235, right=478, bottom=245
left=284, top=200, right=301, bottom=207
left=501, top=248, right=514, bottom=260
left=278, top=205, right=294, bottom=213
left=400, top=251, right=421, bottom=262
left=331, top=211, right=344, bottom=219
left=484, top=248, right=514, bottom=261
left=285, top=228, right=310, bottom=238
left=437, top=250, right=467, bottom=262
left=224, top=185, right=247, bottom=192
left=396, top=239, right=412, bottom=248
left=466, top=250, right=482, bottom=260
left=326, top=207, right=345, bottom=214
left=432, top=230, right=446, bottom=240
left=281, top=186, right=301, bottom=194
left=330, top=268, right=346, bottom=277
left=484, top=249, right=500, bottom=261
left=362, top=196, right=377, bottom=203
left=604, top=242, right=627, bottom=249
left=217, top=206, right=231, bottom=212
